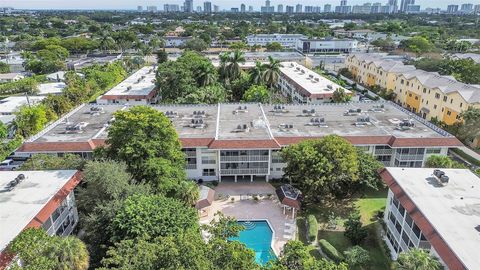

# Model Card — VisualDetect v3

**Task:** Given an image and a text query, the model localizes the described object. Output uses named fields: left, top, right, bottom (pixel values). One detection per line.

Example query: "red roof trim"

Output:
left=379, top=169, right=466, bottom=270
left=100, top=90, right=157, bottom=100
left=208, top=139, right=281, bottom=149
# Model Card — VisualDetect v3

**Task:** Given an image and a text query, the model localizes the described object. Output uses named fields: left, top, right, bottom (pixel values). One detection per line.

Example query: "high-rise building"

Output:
left=405, top=4, right=420, bottom=13
left=324, top=4, right=332, bottom=12
left=460, top=3, right=474, bottom=13
left=277, top=4, right=283, bottom=13
left=399, top=0, right=414, bottom=12
left=240, top=3, right=246, bottom=12
left=447, top=4, right=459, bottom=13
left=352, top=3, right=372, bottom=14
left=340, top=0, right=347, bottom=6
left=295, top=4, right=303, bottom=13
left=231, top=7, right=239, bottom=12
left=371, top=2, right=382, bottom=13
left=335, top=0, right=352, bottom=13
left=184, top=0, right=194, bottom=12
left=286, top=5, right=294, bottom=13
left=388, top=0, right=398, bottom=13
left=196, top=6, right=202, bottom=12
left=204, top=1, right=212, bottom=13
left=261, top=0, right=275, bottom=12
left=164, top=4, right=180, bottom=12
left=137, top=6, right=143, bottom=12
left=214, top=5, right=220, bottom=12
left=475, top=4, right=480, bottom=13
left=146, top=6, right=158, bottom=12
left=249, top=5, right=254, bottom=12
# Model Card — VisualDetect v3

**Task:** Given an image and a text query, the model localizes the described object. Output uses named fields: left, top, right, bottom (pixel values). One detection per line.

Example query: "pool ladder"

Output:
left=242, top=221, right=256, bottom=230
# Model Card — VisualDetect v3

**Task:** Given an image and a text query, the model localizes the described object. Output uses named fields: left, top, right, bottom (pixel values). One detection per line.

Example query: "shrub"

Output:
left=307, top=215, right=318, bottom=242
left=344, top=211, right=367, bottom=245
left=319, top=239, right=344, bottom=262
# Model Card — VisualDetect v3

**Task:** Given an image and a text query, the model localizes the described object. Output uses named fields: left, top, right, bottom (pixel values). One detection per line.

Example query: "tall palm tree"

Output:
left=55, top=236, right=89, bottom=270
left=218, top=52, right=230, bottom=83
left=262, top=56, right=282, bottom=89
left=99, top=33, right=115, bottom=53
left=227, top=50, right=245, bottom=82
left=195, top=62, right=217, bottom=87
left=249, top=61, right=266, bottom=85
left=395, top=248, right=442, bottom=270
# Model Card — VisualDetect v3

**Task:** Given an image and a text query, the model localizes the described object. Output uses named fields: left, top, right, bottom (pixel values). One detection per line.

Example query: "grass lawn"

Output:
left=298, top=188, right=392, bottom=270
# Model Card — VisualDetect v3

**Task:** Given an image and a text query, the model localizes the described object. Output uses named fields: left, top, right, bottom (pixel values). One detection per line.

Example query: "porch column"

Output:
left=265, top=175, right=268, bottom=182
left=234, top=175, right=237, bottom=183
left=250, top=175, right=253, bottom=182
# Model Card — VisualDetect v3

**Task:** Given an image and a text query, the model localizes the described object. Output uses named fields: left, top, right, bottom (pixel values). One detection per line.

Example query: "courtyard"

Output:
left=200, top=182, right=297, bottom=255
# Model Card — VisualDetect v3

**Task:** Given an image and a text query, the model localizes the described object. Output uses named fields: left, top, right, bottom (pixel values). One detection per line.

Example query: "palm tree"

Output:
left=55, top=236, right=89, bottom=270
left=195, top=62, right=217, bottom=87
left=262, top=56, right=282, bottom=89
left=249, top=61, right=266, bottom=85
left=175, top=181, right=199, bottom=206
left=226, top=50, right=245, bottom=82
left=395, top=248, right=442, bottom=270
left=218, top=52, right=230, bottom=83
left=99, top=33, right=115, bottom=53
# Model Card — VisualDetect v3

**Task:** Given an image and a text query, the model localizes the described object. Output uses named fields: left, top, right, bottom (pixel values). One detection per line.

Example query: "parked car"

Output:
left=0, top=159, right=21, bottom=170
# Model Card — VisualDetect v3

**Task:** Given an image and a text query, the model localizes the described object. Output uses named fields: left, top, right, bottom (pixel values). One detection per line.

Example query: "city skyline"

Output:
left=2, top=0, right=480, bottom=10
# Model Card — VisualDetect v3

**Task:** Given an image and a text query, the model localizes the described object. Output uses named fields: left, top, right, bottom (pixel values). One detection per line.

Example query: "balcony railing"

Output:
left=374, top=149, right=393, bottom=155
left=186, top=164, right=197, bottom=170
left=220, top=155, right=269, bottom=162
left=396, top=154, right=425, bottom=161
left=220, top=168, right=269, bottom=175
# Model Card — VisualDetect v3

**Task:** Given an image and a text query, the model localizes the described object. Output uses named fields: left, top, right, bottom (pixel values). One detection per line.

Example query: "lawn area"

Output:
left=298, top=188, right=392, bottom=270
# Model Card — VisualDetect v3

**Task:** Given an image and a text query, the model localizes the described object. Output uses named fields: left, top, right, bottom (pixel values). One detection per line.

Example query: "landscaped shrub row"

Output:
left=319, top=239, right=344, bottom=262
left=307, top=214, right=318, bottom=242
left=451, top=148, right=480, bottom=167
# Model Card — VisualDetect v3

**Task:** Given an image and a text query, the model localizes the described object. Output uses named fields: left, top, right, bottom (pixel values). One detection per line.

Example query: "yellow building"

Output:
left=346, top=54, right=480, bottom=126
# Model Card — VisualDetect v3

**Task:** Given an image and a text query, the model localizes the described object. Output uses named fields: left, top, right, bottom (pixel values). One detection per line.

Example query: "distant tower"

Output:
left=241, top=3, right=246, bottom=12
left=184, top=0, right=194, bottom=12
left=340, top=0, right=347, bottom=6
left=277, top=4, right=283, bottom=13
left=204, top=1, right=212, bottom=13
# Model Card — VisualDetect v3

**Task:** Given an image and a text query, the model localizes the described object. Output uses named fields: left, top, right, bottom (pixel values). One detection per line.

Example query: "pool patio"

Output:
left=200, top=182, right=297, bottom=255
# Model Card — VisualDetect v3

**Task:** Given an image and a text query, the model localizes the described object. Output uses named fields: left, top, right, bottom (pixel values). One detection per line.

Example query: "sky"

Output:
left=0, top=0, right=478, bottom=10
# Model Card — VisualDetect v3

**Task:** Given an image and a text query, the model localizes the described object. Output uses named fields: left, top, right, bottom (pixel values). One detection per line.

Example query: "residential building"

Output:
left=324, top=4, right=332, bottom=13
left=278, top=62, right=353, bottom=104
left=0, top=53, right=25, bottom=73
left=246, top=34, right=307, bottom=49
left=0, top=170, right=81, bottom=268
left=335, top=0, right=352, bottom=13
left=15, top=102, right=461, bottom=181
left=475, top=4, right=480, bottom=13
left=97, top=66, right=158, bottom=105
left=296, top=38, right=358, bottom=54
left=334, top=29, right=409, bottom=44
left=405, top=4, right=420, bottom=13
left=352, top=3, right=373, bottom=14
left=146, top=6, right=157, bottom=12
left=399, top=0, right=414, bottom=12
left=451, top=53, right=480, bottom=64
left=164, top=4, right=180, bottom=12
left=0, top=96, right=45, bottom=124
left=447, top=4, right=459, bottom=13
left=37, top=82, right=66, bottom=96
left=137, top=6, right=143, bottom=12
left=248, top=5, right=254, bottom=12
left=196, top=6, right=202, bottom=12
left=388, top=0, right=398, bottom=13
left=277, top=4, right=283, bottom=13
left=460, top=3, right=474, bottom=13
left=240, top=4, right=246, bottom=12
left=0, top=73, right=24, bottom=83
left=346, top=54, right=480, bottom=125
left=184, top=0, right=194, bottom=12
left=164, top=36, right=192, bottom=47
left=286, top=5, right=294, bottom=13
left=304, top=6, right=321, bottom=13
left=295, top=4, right=302, bottom=13
left=261, top=0, right=275, bottom=13
left=203, top=2, right=212, bottom=13
left=231, top=8, right=239, bottom=12
left=380, top=167, right=480, bottom=270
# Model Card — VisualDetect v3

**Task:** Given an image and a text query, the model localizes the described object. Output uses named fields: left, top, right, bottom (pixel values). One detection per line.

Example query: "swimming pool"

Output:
left=229, top=220, right=277, bottom=265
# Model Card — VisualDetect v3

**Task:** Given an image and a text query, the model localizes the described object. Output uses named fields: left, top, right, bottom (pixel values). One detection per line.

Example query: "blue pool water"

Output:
left=229, top=220, right=277, bottom=265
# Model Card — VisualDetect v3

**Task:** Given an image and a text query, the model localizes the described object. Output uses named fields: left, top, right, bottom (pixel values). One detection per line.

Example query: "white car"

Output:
left=0, top=159, right=20, bottom=170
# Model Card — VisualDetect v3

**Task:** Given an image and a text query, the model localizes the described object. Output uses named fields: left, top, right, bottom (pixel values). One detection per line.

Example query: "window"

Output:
left=423, top=88, right=426, bottom=93
left=447, top=111, right=452, bottom=116
left=460, top=103, right=463, bottom=108
left=201, top=156, right=216, bottom=164
left=426, top=148, right=441, bottom=154
left=443, top=96, right=447, bottom=102
left=412, top=222, right=421, bottom=238
left=434, top=105, right=437, bottom=109
left=435, top=93, right=440, bottom=99
left=202, top=169, right=215, bottom=176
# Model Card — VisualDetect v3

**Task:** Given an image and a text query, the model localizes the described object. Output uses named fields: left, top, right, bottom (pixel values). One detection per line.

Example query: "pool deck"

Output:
left=200, top=182, right=297, bottom=256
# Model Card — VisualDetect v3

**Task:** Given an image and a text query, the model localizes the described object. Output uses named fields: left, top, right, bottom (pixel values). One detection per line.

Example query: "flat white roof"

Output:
left=280, top=62, right=352, bottom=96
left=0, top=96, right=46, bottom=114
left=37, top=82, right=66, bottom=95
left=0, top=73, right=23, bottom=80
left=386, top=167, right=480, bottom=270
left=101, top=66, right=156, bottom=98
left=0, top=170, right=77, bottom=251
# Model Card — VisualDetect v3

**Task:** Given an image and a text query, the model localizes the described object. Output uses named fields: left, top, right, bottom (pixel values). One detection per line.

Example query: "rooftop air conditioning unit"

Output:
left=344, top=108, right=362, bottom=116
left=5, top=174, right=25, bottom=191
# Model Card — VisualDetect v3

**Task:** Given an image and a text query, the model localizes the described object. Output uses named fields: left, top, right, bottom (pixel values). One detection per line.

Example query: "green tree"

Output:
left=249, top=61, right=266, bottom=85
left=155, top=60, right=198, bottom=102
left=156, top=49, right=168, bottom=64
left=42, top=94, right=73, bottom=116
left=203, top=212, right=245, bottom=239
left=229, top=41, right=249, bottom=50
left=111, top=194, right=199, bottom=242
left=458, top=107, right=480, bottom=144
left=0, top=121, right=7, bottom=139
left=332, top=88, right=351, bottom=103
left=425, top=155, right=465, bottom=169
left=262, top=56, right=282, bottom=88
left=103, top=106, right=187, bottom=194
left=184, top=38, right=208, bottom=52
left=226, top=50, right=246, bottom=82
left=395, top=248, right=442, bottom=270
left=344, top=246, right=370, bottom=269
left=266, top=42, right=283, bottom=51
left=178, top=83, right=227, bottom=104
left=194, top=61, right=218, bottom=87
left=243, top=84, right=270, bottom=103
left=19, top=153, right=85, bottom=170
left=344, top=211, right=367, bottom=245
left=401, top=36, right=434, bottom=56
left=281, top=135, right=359, bottom=201
left=356, top=149, right=385, bottom=190
left=13, top=104, right=52, bottom=137
left=8, top=228, right=89, bottom=270
left=0, top=62, right=10, bottom=73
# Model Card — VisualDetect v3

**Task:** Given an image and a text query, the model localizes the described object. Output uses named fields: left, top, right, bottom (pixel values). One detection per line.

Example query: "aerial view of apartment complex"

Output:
left=1, top=0, right=480, bottom=269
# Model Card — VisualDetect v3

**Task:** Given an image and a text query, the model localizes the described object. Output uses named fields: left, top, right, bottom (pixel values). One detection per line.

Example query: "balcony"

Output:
left=374, top=149, right=393, bottom=155
left=220, top=168, right=269, bottom=175
left=396, top=154, right=424, bottom=161
left=220, top=155, right=269, bottom=162
left=186, top=164, right=197, bottom=170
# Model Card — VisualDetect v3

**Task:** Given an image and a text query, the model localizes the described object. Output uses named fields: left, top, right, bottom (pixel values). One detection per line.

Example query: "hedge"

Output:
left=307, top=214, right=318, bottom=242
left=319, top=239, right=344, bottom=262
left=451, top=148, right=480, bottom=167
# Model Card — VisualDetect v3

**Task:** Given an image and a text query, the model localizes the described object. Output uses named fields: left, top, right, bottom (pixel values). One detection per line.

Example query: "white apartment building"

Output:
left=296, top=38, right=358, bottom=54
left=164, top=36, right=192, bottom=48
left=0, top=170, right=81, bottom=267
left=0, top=96, right=46, bottom=124
left=380, top=167, right=480, bottom=270
left=246, top=34, right=307, bottom=49
left=16, top=102, right=460, bottom=182
left=97, top=66, right=158, bottom=105
left=278, top=62, right=353, bottom=104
